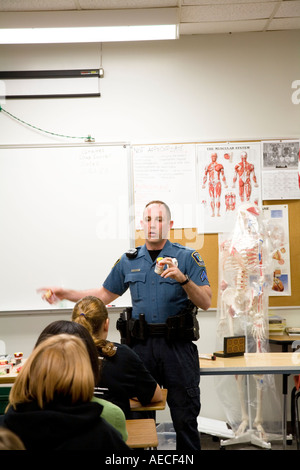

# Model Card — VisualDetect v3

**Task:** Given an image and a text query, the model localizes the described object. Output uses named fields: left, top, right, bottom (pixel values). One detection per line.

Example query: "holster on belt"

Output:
left=165, top=301, right=200, bottom=342
left=128, top=313, right=148, bottom=342
left=116, top=307, right=133, bottom=346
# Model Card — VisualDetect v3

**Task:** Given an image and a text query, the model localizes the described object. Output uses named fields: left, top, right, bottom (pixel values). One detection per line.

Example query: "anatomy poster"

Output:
left=261, top=140, right=300, bottom=200
left=197, top=142, right=262, bottom=233
left=262, top=204, right=291, bottom=296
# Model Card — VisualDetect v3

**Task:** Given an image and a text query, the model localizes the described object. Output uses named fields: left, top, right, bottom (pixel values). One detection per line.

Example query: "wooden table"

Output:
left=0, top=359, right=24, bottom=385
left=268, top=335, right=300, bottom=440
left=269, top=333, right=300, bottom=352
left=200, top=352, right=300, bottom=376
left=130, top=388, right=168, bottom=412
left=126, top=418, right=158, bottom=449
left=199, top=352, right=300, bottom=449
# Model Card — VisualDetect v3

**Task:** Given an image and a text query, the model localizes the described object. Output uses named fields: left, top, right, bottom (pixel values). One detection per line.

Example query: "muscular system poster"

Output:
left=197, top=142, right=262, bottom=234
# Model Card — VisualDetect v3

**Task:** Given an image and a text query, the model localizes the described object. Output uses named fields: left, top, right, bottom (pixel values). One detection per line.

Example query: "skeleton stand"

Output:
left=217, top=205, right=279, bottom=449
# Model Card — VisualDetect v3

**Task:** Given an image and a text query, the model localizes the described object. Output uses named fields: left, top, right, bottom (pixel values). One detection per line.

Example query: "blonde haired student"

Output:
left=0, top=427, right=25, bottom=450
left=35, top=320, right=128, bottom=441
left=72, top=296, right=162, bottom=418
left=0, top=334, right=129, bottom=451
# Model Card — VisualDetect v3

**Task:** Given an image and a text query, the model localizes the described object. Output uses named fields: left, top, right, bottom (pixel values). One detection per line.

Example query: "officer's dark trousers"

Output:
left=133, top=337, right=201, bottom=452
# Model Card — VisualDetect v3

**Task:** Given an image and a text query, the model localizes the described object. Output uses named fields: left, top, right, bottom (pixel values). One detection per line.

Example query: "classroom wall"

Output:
left=1, top=30, right=299, bottom=422
left=1, top=30, right=299, bottom=145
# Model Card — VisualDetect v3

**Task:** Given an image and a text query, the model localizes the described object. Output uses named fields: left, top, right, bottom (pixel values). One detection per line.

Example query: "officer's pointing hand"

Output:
left=37, top=287, right=64, bottom=304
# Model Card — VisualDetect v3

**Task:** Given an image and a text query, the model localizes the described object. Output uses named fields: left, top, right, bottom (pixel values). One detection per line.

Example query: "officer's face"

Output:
left=142, top=204, right=172, bottom=243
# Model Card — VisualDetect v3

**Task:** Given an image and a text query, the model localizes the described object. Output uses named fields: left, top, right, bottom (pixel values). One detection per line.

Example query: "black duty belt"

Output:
left=117, top=303, right=200, bottom=345
left=147, top=323, right=167, bottom=336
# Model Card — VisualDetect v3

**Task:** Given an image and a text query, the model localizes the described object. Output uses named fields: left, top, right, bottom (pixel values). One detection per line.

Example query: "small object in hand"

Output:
left=155, top=257, right=165, bottom=274
left=45, top=289, right=53, bottom=300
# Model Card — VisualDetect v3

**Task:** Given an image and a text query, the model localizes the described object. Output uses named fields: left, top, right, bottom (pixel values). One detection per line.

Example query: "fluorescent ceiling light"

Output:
left=0, top=24, right=178, bottom=44
left=0, top=9, right=179, bottom=44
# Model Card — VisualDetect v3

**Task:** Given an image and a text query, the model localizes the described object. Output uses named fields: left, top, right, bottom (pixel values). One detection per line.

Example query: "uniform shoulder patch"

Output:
left=191, top=251, right=205, bottom=267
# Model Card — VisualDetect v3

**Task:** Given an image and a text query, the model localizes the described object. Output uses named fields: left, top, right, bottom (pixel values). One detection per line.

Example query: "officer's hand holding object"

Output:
left=155, top=257, right=186, bottom=284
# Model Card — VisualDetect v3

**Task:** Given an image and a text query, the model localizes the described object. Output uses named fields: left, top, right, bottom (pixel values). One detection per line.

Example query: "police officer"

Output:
left=39, top=200, right=212, bottom=452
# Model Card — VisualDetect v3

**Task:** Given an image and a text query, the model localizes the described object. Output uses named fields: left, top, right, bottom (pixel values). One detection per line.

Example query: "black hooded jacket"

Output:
left=0, top=400, right=130, bottom=451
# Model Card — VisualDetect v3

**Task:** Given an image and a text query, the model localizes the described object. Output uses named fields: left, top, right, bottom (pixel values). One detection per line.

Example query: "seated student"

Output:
left=72, top=296, right=162, bottom=418
left=0, top=334, right=130, bottom=451
left=0, top=427, right=25, bottom=450
left=35, top=320, right=128, bottom=441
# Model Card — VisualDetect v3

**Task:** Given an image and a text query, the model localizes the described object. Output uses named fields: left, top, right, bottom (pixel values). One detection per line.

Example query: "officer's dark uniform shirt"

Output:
left=103, top=240, right=210, bottom=323
left=94, top=342, right=157, bottom=418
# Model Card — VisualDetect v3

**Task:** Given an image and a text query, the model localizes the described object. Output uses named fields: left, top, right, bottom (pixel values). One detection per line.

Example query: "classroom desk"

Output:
left=200, top=352, right=300, bottom=449
left=0, top=360, right=24, bottom=385
left=200, top=352, right=300, bottom=375
left=269, top=334, right=300, bottom=438
left=269, top=333, right=300, bottom=352
left=130, top=388, right=168, bottom=412
left=126, top=419, right=158, bottom=449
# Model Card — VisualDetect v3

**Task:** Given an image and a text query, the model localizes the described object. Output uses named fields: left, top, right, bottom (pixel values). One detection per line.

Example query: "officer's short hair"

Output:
left=144, top=200, right=171, bottom=221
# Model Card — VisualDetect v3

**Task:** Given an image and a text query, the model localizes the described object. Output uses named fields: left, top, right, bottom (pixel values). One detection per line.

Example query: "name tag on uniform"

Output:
left=131, top=269, right=141, bottom=272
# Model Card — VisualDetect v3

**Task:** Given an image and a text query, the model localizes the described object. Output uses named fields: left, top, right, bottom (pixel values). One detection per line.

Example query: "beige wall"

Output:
left=1, top=30, right=299, bottom=145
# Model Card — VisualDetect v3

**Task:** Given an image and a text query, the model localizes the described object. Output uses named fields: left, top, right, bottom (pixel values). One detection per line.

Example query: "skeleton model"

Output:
left=216, top=203, right=279, bottom=449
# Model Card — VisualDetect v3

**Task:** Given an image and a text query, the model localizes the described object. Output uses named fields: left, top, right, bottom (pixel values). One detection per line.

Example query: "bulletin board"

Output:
left=263, top=199, right=300, bottom=308
left=134, top=141, right=300, bottom=309
left=136, top=202, right=300, bottom=309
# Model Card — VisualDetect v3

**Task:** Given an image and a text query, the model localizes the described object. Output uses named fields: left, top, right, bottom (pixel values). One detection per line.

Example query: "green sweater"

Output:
left=91, top=396, right=128, bottom=441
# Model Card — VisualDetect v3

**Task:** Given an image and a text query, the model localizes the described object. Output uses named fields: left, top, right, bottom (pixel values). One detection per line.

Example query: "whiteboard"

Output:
left=132, top=143, right=197, bottom=229
left=0, top=143, right=133, bottom=311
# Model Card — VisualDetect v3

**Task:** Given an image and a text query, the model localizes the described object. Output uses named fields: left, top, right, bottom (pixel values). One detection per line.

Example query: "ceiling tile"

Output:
left=0, top=0, right=177, bottom=10
left=275, top=0, right=300, bottom=18
left=0, top=0, right=76, bottom=10
left=268, top=17, right=300, bottom=30
left=77, top=0, right=177, bottom=9
left=180, top=19, right=266, bottom=34
left=0, top=0, right=299, bottom=35
left=182, top=0, right=275, bottom=4
left=181, top=3, right=275, bottom=23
